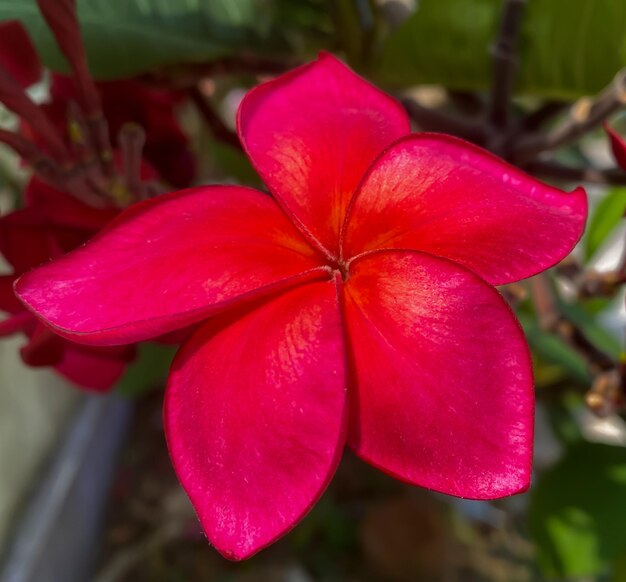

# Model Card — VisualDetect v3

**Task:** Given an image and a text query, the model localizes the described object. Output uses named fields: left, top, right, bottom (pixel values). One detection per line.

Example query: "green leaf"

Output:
left=0, top=0, right=277, bottom=79
left=116, top=343, right=176, bottom=397
left=518, top=314, right=590, bottom=383
left=614, top=552, right=626, bottom=582
left=377, top=0, right=626, bottom=100
left=558, top=301, right=622, bottom=360
left=545, top=396, right=584, bottom=446
left=585, top=188, right=626, bottom=261
left=529, top=442, right=626, bottom=578
left=582, top=297, right=613, bottom=316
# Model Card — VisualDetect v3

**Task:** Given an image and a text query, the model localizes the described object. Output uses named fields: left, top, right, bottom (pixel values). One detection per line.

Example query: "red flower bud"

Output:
left=36, top=0, right=101, bottom=118
left=0, top=21, right=42, bottom=88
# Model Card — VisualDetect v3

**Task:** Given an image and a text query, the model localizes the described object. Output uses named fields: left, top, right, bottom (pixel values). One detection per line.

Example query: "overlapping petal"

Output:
left=0, top=209, right=54, bottom=273
left=0, top=179, right=114, bottom=275
left=24, top=178, right=118, bottom=231
left=343, top=251, right=533, bottom=498
left=20, top=325, right=64, bottom=366
left=0, top=311, right=32, bottom=336
left=0, top=275, right=21, bottom=313
left=16, top=186, right=326, bottom=346
left=238, top=52, right=410, bottom=255
left=54, top=343, right=135, bottom=391
left=164, top=280, right=347, bottom=559
left=342, top=134, right=587, bottom=285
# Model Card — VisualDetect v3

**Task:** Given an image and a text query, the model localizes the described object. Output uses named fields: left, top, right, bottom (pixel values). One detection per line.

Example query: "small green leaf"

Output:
left=116, top=343, right=176, bottom=397
left=529, top=442, right=626, bottom=578
left=582, top=297, right=613, bottom=316
left=545, top=397, right=584, bottom=445
left=558, top=301, right=622, bottom=360
left=377, top=0, right=626, bottom=100
left=519, top=314, right=590, bottom=383
left=585, top=188, right=626, bottom=262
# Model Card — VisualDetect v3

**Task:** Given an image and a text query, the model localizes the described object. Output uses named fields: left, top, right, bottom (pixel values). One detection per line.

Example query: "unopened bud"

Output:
left=0, top=67, right=69, bottom=163
left=36, top=0, right=102, bottom=117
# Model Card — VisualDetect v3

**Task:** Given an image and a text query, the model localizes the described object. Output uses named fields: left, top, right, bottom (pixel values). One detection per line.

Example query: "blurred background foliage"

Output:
left=0, top=0, right=625, bottom=580
left=2, top=0, right=625, bottom=97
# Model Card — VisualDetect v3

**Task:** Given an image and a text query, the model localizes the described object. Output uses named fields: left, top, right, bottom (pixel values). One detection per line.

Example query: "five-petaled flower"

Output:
left=15, top=54, right=587, bottom=559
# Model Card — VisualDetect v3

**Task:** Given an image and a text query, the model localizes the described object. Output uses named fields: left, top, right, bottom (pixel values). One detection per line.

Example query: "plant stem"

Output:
left=189, top=87, right=241, bottom=150
left=524, top=160, right=626, bottom=186
left=488, top=0, right=527, bottom=129
left=402, top=98, right=484, bottom=143
left=513, top=69, right=626, bottom=162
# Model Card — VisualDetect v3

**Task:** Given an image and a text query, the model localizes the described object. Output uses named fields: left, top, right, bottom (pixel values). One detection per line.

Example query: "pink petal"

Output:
left=164, top=280, right=347, bottom=559
left=342, top=134, right=587, bottom=285
left=25, top=178, right=118, bottom=231
left=238, top=53, right=409, bottom=256
left=20, top=325, right=65, bottom=366
left=0, top=21, right=42, bottom=88
left=54, top=344, right=134, bottom=391
left=16, top=186, right=325, bottom=346
left=0, top=207, right=56, bottom=273
left=604, top=122, right=626, bottom=170
left=0, top=275, right=21, bottom=313
left=0, top=311, right=33, bottom=336
left=343, top=251, right=533, bottom=498
left=0, top=180, right=110, bottom=275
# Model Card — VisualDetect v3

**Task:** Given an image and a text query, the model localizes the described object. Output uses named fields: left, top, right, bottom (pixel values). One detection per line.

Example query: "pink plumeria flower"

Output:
left=15, top=54, right=587, bottom=559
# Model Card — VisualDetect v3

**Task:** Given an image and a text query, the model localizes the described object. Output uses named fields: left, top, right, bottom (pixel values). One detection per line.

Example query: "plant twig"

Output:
left=519, top=101, right=568, bottom=132
left=488, top=0, right=527, bottom=129
left=94, top=522, right=184, bottom=582
left=447, top=90, right=484, bottom=116
left=143, top=55, right=294, bottom=89
left=513, top=69, right=626, bottom=162
left=524, top=160, right=626, bottom=186
left=402, top=98, right=484, bottom=143
left=529, top=274, right=615, bottom=374
left=189, top=86, right=242, bottom=150
left=94, top=488, right=197, bottom=582
left=529, top=274, right=559, bottom=330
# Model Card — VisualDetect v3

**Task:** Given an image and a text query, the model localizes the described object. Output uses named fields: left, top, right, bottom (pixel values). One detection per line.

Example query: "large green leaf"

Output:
left=0, top=0, right=277, bottom=79
left=585, top=188, right=626, bottom=262
left=378, top=0, right=626, bottom=100
left=614, top=553, right=626, bottom=582
left=529, top=442, right=626, bottom=578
